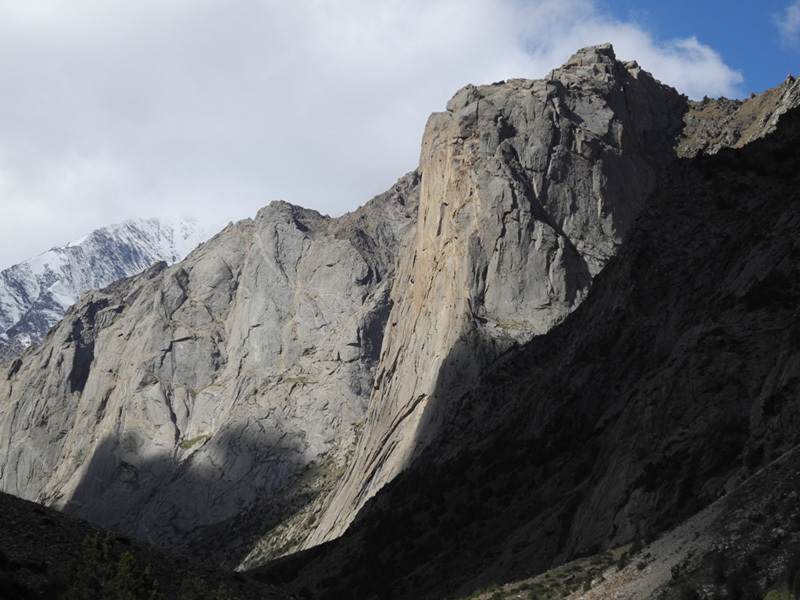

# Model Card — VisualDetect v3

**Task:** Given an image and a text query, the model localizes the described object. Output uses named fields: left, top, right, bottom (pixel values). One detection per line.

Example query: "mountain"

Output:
left=254, top=89, right=800, bottom=600
left=1, top=44, right=800, bottom=599
left=301, top=43, right=688, bottom=549
left=0, top=219, right=209, bottom=364
left=0, top=174, right=419, bottom=566
left=299, top=43, right=800, bottom=552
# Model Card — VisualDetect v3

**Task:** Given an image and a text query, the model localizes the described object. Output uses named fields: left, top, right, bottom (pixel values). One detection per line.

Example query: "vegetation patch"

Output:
left=455, top=544, right=632, bottom=600
left=62, top=531, right=242, bottom=600
left=179, top=434, right=210, bottom=450
left=239, top=454, right=351, bottom=569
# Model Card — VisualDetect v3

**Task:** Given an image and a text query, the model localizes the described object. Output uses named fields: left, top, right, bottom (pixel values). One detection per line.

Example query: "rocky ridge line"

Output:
left=678, top=73, right=800, bottom=157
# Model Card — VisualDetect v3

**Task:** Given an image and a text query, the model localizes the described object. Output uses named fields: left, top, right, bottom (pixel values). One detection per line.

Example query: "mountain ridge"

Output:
left=0, top=170, right=419, bottom=566
left=303, top=42, right=697, bottom=548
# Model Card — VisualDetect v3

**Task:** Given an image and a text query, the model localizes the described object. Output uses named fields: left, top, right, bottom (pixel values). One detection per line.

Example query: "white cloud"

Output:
left=0, top=0, right=745, bottom=269
left=775, top=0, right=800, bottom=46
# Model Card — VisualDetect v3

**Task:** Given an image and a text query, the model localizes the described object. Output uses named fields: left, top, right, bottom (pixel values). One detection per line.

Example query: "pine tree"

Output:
left=61, top=532, right=163, bottom=600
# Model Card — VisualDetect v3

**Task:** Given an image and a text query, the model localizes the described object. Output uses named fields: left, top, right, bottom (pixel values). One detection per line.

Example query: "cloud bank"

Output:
left=775, top=0, right=800, bottom=46
left=0, top=0, right=744, bottom=269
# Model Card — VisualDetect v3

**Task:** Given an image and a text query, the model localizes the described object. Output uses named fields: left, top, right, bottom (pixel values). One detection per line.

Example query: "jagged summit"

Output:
left=557, top=42, right=627, bottom=73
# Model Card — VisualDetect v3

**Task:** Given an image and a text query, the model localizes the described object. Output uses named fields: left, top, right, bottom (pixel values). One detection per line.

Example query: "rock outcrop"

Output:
left=678, top=73, right=800, bottom=157
left=303, top=43, right=688, bottom=547
left=0, top=172, right=418, bottom=560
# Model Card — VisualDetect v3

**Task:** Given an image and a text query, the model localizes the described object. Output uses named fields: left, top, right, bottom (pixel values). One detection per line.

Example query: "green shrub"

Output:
left=764, top=591, right=796, bottom=600
left=61, top=532, right=162, bottom=600
left=178, top=577, right=239, bottom=600
left=787, top=550, right=800, bottom=595
left=179, top=434, right=210, bottom=450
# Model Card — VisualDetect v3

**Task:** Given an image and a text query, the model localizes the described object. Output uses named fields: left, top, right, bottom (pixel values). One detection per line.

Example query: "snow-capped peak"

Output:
left=0, top=218, right=211, bottom=363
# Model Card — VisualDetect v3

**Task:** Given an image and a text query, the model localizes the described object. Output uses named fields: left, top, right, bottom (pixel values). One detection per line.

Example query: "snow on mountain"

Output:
left=0, top=218, right=210, bottom=363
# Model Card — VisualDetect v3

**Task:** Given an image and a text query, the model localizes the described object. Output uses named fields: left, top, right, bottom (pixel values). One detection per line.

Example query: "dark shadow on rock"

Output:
left=64, top=422, right=319, bottom=569
left=250, top=106, right=800, bottom=600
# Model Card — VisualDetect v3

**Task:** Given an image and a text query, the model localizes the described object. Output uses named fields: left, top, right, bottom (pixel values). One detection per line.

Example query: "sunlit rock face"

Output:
left=304, top=44, right=690, bottom=546
left=0, top=173, right=418, bottom=556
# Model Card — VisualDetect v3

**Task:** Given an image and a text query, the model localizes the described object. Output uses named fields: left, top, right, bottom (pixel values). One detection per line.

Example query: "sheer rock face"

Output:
left=0, top=172, right=419, bottom=552
left=255, top=104, right=800, bottom=600
left=304, top=44, right=688, bottom=546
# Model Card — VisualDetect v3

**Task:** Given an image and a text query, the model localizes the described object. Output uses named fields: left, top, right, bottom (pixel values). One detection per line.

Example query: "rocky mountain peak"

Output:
left=303, top=44, right=688, bottom=547
left=255, top=200, right=327, bottom=230
left=564, top=41, right=615, bottom=64
left=555, top=43, right=637, bottom=83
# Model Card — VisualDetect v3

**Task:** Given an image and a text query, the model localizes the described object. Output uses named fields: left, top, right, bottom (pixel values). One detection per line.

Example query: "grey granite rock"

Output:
left=0, top=172, right=419, bottom=557
left=303, top=44, right=689, bottom=547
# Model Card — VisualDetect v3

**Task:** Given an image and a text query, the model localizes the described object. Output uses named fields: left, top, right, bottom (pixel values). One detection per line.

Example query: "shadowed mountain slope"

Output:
left=0, top=489, right=287, bottom=600
left=252, top=100, right=800, bottom=600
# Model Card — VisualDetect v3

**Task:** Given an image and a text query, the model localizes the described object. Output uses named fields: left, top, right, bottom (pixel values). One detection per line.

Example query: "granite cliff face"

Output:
left=0, top=173, right=418, bottom=559
left=304, top=43, right=688, bottom=546
left=302, top=48, right=800, bottom=551
left=254, top=86, right=800, bottom=600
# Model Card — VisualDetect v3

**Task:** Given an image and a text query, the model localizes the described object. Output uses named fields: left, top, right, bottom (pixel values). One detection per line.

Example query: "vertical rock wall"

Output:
left=305, top=45, right=688, bottom=546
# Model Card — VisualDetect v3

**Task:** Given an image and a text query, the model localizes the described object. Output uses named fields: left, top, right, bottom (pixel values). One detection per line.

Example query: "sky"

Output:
left=1, top=0, right=798, bottom=270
